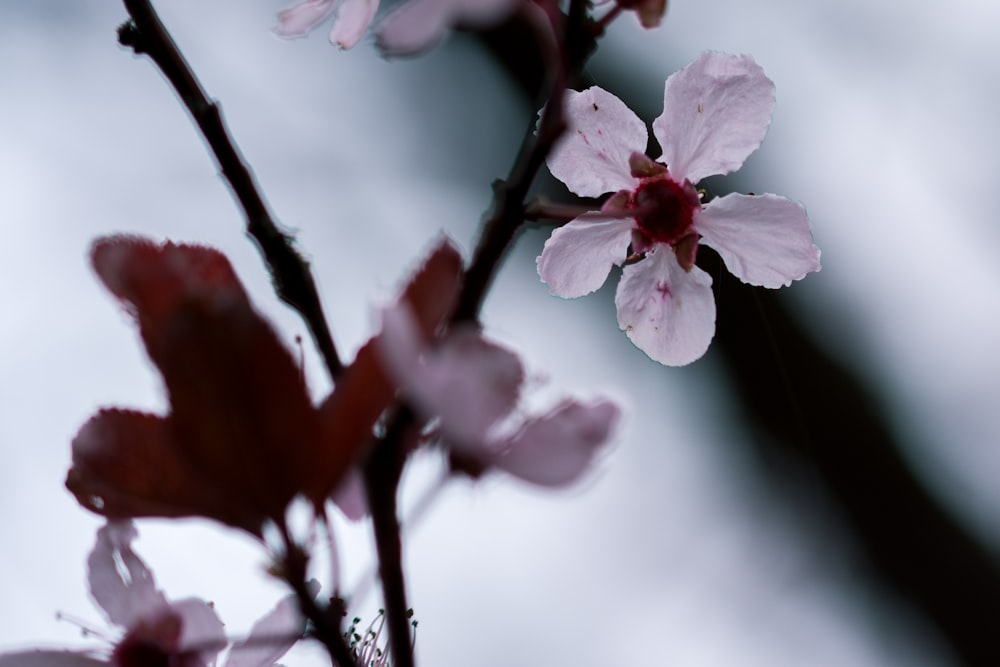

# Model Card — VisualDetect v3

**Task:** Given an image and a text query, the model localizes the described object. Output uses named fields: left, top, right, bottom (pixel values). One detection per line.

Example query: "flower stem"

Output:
left=116, top=0, right=343, bottom=380
left=453, top=5, right=596, bottom=323
left=363, top=407, right=418, bottom=667
left=278, top=528, right=359, bottom=667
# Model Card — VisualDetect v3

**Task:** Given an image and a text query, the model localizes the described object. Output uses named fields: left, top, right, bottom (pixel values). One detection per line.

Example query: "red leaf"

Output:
left=72, top=235, right=465, bottom=531
left=71, top=237, right=324, bottom=535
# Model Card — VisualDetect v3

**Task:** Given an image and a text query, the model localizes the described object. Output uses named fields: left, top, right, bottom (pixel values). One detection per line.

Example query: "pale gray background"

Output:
left=1, top=1, right=998, bottom=666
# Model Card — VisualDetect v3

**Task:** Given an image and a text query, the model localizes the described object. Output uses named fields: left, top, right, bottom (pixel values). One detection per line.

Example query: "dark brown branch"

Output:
left=453, top=3, right=596, bottom=323
left=363, top=408, right=417, bottom=667
left=279, top=529, right=359, bottom=667
left=117, top=0, right=342, bottom=379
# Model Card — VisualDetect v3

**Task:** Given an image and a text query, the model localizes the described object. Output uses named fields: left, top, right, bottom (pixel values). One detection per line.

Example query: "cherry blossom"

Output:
left=537, top=51, right=821, bottom=366
left=378, top=303, right=621, bottom=487
left=274, top=0, right=378, bottom=49
left=0, top=522, right=302, bottom=667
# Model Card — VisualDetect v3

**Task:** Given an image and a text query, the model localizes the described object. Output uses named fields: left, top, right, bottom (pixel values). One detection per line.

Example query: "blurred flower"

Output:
left=374, top=0, right=526, bottom=56
left=538, top=51, right=821, bottom=366
left=274, top=0, right=378, bottom=49
left=66, top=237, right=360, bottom=536
left=274, top=0, right=546, bottom=57
left=378, top=303, right=621, bottom=486
left=305, top=238, right=465, bottom=518
left=0, top=521, right=302, bottom=667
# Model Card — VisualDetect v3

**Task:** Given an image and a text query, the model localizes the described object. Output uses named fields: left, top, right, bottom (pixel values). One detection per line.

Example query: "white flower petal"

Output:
left=537, top=214, right=633, bottom=298
left=615, top=248, right=715, bottom=366
left=653, top=52, right=775, bottom=184
left=87, top=521, right=167, bottom=630
left=546, top=87, right=647, bottom=197
left=697, top=193, right=821, bottom=288
left=0, top=651, right=107, bottom=667
left=224, top=594, right=305, bottom=667
left=275, top=0, right=338, bottom=38
left=495, top=399, right=620, bottom=487
left=329, top=0, right=378, bottom=49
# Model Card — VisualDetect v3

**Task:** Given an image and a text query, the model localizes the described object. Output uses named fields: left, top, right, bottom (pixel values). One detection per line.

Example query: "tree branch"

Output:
left=363, top=408, right=417, bottom=667
left=117, top=0, right=343, bottom=380
left=453, top=4, right=597, bottom=323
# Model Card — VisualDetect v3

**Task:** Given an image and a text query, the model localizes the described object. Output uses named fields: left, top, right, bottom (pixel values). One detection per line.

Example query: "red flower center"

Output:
left=112, top=636, right=172, bottom=667
left=631, top=177, right=700, bottom=246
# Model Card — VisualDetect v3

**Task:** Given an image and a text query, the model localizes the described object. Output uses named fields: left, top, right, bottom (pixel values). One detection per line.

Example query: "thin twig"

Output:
left=362, top=407, right=416, bottom=667
left=523, top=198, right=606, bottom=224
left=117, top=0, right=343, bottom=379
left=453, top=1, right=597, bottom=322
left=278, top=527, right=359, bottom=667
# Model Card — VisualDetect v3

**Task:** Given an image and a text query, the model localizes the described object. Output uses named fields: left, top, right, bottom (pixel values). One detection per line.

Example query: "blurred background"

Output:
left=1, top=1, right=998, bottom=666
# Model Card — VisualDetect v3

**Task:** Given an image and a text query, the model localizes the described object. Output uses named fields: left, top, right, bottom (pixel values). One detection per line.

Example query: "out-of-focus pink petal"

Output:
left=547, top=87, right=647, bottom=197
left=495, top=399, right=620, bottom=487
left=615, top=248, right=715, bottom=366
left=697, top=193, right=820, bottom=288
left=0, top=652, right=106, bottom=667
left=376, top=303, right=426, bottom=388
left=275, top=0, right=338, bottom=38
left=652, top=52, right=775, bottom=184
left=329, top=0, right=379, bottom=48
left=378, top=307, right=524, bottom=445
left=537, top=213, right=633, bottom=298
left=87, top=521, right=167, bottom=630
left=171, top=598, right=226, bottom=660
left=224, top=594, right=305, bottom=667
left=375, top=0, right=519, bottom=56
left=330, top=469, right=367, bottom=521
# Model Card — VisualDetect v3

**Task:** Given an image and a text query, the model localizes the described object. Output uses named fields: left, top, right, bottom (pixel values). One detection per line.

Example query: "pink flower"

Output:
left=378, top=304, right=621, bottom=487
left=537, top=51, right=821, bottom=366
left=274, top=0, right=379, bottom=49
left=0, top=522, right=302, bottom=667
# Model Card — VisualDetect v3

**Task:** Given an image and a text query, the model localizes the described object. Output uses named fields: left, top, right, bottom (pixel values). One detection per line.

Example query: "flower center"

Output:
left=631, top=177, right=699, bottom=246
left=112, top=636, right=171, bottom=667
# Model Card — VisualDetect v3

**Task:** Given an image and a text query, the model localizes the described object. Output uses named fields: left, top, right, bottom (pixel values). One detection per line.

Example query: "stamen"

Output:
left=56, top=611, right=114, bottom=644
left=343, top=609, right=417, bottom=667
left=294, top=334, right=305, bottom=384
